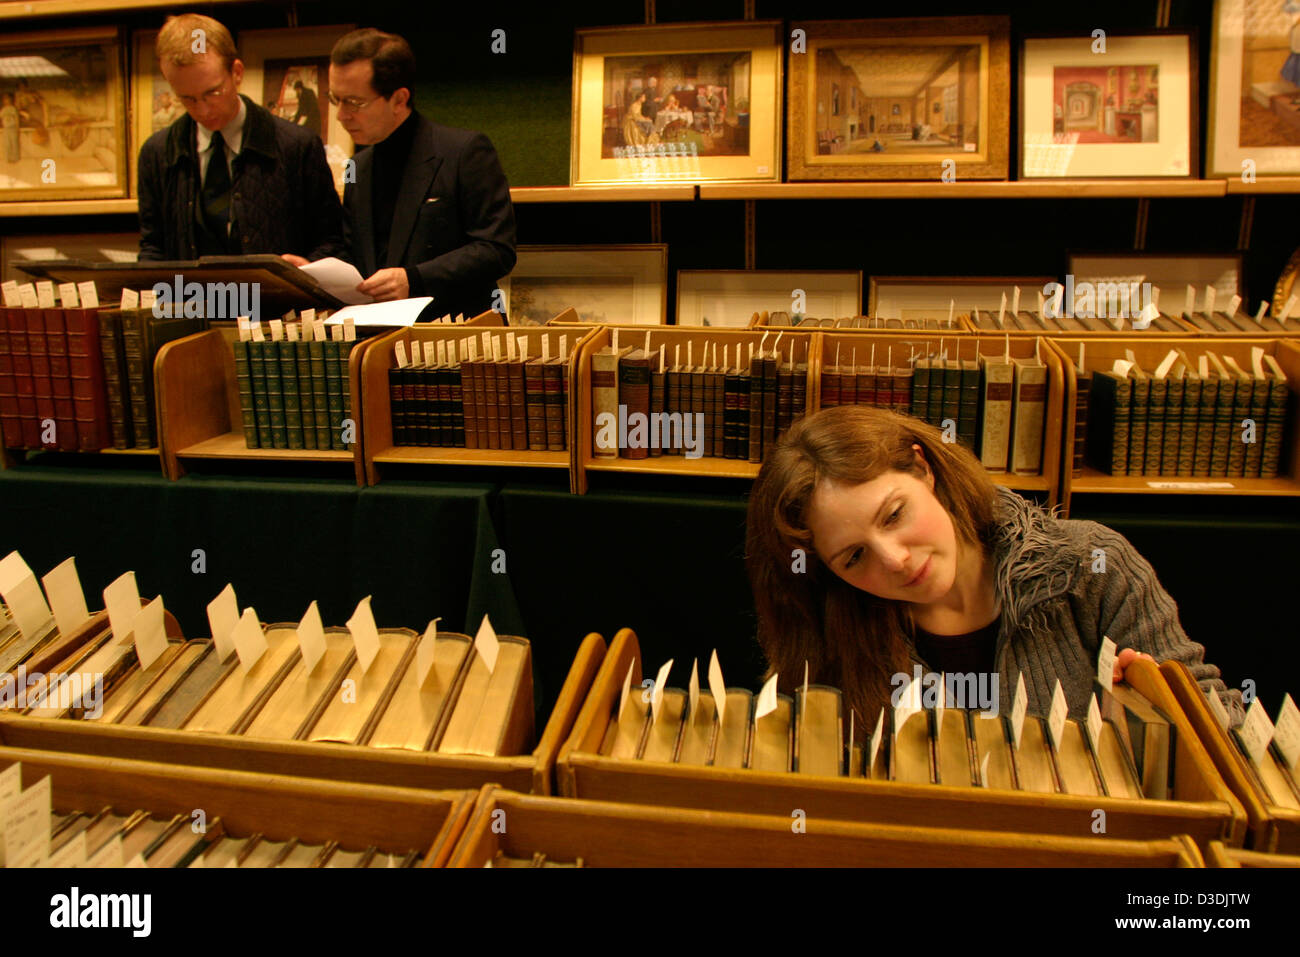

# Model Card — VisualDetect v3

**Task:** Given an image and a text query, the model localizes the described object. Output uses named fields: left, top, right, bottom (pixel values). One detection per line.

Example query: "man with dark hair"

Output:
left=327, top=27, right=515, bottom=316
left=292, top=79, right=321, bottom=136
left=138, top=13, right=343, bottom=261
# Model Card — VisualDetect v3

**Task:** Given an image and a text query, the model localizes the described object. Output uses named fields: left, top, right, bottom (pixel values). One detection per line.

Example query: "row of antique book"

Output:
left=7, top=806, right=425, bottom=869
left=1083, top=346, right=1290, bottom=478
left=594, top=332, right=809, bottom=461
left=231, top=312, right=360, bottom=452
left=0, top=281, right=205, bottom=452
left=604, top=654, right=1300, bottom=810
left=388, top=331, right=573, bottom=451
left=0, top=553, right=529, bottom=757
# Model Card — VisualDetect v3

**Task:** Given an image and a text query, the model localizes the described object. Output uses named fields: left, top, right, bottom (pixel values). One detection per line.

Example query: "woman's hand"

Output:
left=1113, top=648, right=1156, bottom=683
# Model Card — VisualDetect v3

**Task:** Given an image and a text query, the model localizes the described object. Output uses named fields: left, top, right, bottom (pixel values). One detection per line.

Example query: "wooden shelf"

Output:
left=98, top=447, right=159, bottom=456
left=991, top=473, right=1051, bottom=493
left=0, top=0, right=248, bottom=19
left=586, top=456, right=760, bottom=479
left=0, top=198, right=137, bottom=217
left=177, top=430, right=353, bottom=462
left=510, top=185, right=695, bottom=203
left=699, top=180, right=1228, bottom=200
left=373, top=446, right=569, bottom=468
left=1067, top=466, right=1300, bottom=496
left=1225, top=177, right=1300, bottom=194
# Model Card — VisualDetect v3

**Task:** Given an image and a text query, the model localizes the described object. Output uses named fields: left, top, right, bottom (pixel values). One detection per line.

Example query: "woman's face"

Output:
left=805, top=451, right=959, bottom=605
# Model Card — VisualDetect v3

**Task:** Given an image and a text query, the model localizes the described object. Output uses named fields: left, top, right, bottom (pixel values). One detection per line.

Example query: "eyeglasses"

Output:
left=177, top=81, right=230, bottom=107
left=327, top=91, right=382, bottom=113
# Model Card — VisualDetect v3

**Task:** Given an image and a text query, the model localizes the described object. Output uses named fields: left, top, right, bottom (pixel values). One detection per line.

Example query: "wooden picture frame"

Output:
left=787, top=17, right=1010, bottom=181
left=1068, top=252, right=1244, bottom=306
left=868, top=275, right=1055, bottom=324
left=1274, top=245, right=1300, bottom=318
left=571, top=21, right=783, bottom=187
left=1208, top=0, right=1300, bottom=178
left=1020, top=32, right=1197, bottom=179
left=128, top=30, right=174, bottom=201
left=500, top=245, right=667, bottom=325
left=2, top=232, right=139, bottom=284
left=237, top=25, right=355, bottom=199
left=0, top=27, right=128, bottom=202
left=675, top=269, right=861, bottom=326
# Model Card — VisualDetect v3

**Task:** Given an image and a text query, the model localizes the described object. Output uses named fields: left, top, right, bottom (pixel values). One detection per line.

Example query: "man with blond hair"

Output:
left=137, top=13, right=343, bottom=262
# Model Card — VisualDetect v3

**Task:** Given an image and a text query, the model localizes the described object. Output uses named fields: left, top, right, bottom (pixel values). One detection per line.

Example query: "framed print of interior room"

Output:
left=787, top=16, right=1010, bottom=181
left=571, top=21, right=782, bottom=186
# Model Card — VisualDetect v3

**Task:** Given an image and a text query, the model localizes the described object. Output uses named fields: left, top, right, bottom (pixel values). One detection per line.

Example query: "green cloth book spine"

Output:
left=323, top=339, right=344, bottom=451
left=295, top=339, right=316, bottom=451
left=232, top=337, right=259, bottom=448
left=1259, top=369, right=1289, bottom=479
left=1193, top=371, right=1218, bottom=477
left=1145, top=374, right=1168, bottom=476
left=263, top=338, right=287, bottom=450
left=1208, top=370, right=1235, bottom=478
left=958, top=359, right=980, bottom=451
left=1159, top=374, right=1184, bottom=477
left=911, top=358, right=931, bottom=423
left=276, top=339, right=301, bottom=449
left=1176, top=371, right=1201, bottom=477
left=308, top=339, right=330, bottom=450
left=248, top=339, right=272, bottom=448
left=1125, top=372, right=1149, bottom=477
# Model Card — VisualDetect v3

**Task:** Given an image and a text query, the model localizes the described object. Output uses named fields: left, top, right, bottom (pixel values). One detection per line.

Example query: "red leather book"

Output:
left=8, top=307, right=40, bottom=447
left=617, top=349, right=652, bottom=459
left=45, top=308, right=78, bottom=450
left=542, top=358, right=565, bottom=452
left=65, top=306, right=111, bottom=451
left=26, top=308, right=58, bottom=447
left=506, top=354, right=527, bottom=451
left=0, top=306, right=20, bottom=448
left=522, top=358, right=546, bottom=451
left=483, top=358, right=501, bottom=450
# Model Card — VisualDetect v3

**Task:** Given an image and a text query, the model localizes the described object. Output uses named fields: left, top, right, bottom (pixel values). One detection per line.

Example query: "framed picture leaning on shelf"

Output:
left=675, top=269, right=861, bottom=326
left=1, top=232, right=139, bottom=283
left=1208, top=0, right=1300, bottom=178
left=571, top=21, right=782, bottom=186
left=1020, top=31, right=1197, bottom=179
left=237, top=25, right=356, bottom=199
left=499, top=245, right=667, bottom=325
left=787, top=16, right=1010, bottom=181
left=0, top=27, right=128, bottom=202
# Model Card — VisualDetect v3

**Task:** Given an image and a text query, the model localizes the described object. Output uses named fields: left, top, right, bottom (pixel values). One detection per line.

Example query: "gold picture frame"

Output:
left=1208, top=0, right=1300, bottom=178
left=237, top=25, right=356, bottom=198
left=571, top=21, right=783, bottom=187
left=0, top=27, right=128, bottom=202
left=787, top=16, right=1010, bottom=181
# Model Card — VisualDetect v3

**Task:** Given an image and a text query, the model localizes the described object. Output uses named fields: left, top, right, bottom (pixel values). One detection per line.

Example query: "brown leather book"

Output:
left=116, top=640, right=212, bottom=726
left=617, top=348, right=652, bottom=459
left=482, top=356, right=501, bottom=450
left=1010, top=715, right=1060, bottom=793
left=461, top=354, right=480, bottom=448
left=368, top=634, right=472, bottom=751
left=182, top=625, right=301, bottom=734
left=6, top=304, right=40, bottom=447
left=243, top=628, right=356, bottom=741
left=522, top=357, right=546, bottom=451
left=26, top=307, right=58, bottom=447
left=305, top=629, right=417, bottom=746
left=749, top=693, right=793, bottom=772
left=436, top=636, right=532, bottom=757
left=44, top=307, right=78, bottom=450
left=641, top=688, right=687, bottom=762
left=542, top=357, right=566, bottom=452
left=65, top=305, right=111, bottom=450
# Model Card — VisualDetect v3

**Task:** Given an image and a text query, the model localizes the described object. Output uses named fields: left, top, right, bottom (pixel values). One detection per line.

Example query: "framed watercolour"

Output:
left=869, top=275, right=1054, bottom=327
left=500, top=245, right=667, bottom=325
left=787, top=17, right=1010, bottom=181
left=675, top=270, right=860, bottom=326
left=238, top=25, right=356, bottom=198
left=0, top=27, right=128, bottom=202
left=1208, top=0, right=1300, bottom=177
left=2, top=232, right=139, bottom=283
left=571, top=21, right=783, bottom=186
left=1020, top=32, right=1196, bottom=179
left=1068, top=253, right=1243, bottom=304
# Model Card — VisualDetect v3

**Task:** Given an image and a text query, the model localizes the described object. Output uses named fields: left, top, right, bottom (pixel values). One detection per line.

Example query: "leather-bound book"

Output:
left=306, top=629, right=417, bottom=746
left=9, top=303, right=40, bottom=447
left=482, top=356, right=501, bottom=450
left=25, top=306, right=58, bottom=447
left=723, top=363, right=739, bottom=458
left=794, top=685, right=843, bottom=776
left=113, top=640, right=210, bottom=726
left=1221, top=355, right=1258, bottom=478
left=820, top=360, right=841, bottom=408
left=233, top=330, right=259, bottom=448
left=971, top=714, right=1016, bottom=790
left=1071, top=369, right=1092, bottom=478
left=1260, top=354, right=1290, bottom=479
left=1160, top=367, right=1184, bottom=476
left=80, top=641, right=186, bottom=724
left=1205, top=352, right=1235, bottom=478
left=759, top=351, right=778, bottom=455
left=839, top=356, right=858, bottom=407
left=792, top=354, right=808, bottom=423
left=707, top=360, right=725, bottom=458
left=401, top=351, right=423, bottom=446
left=278, top=336, right=304, bottom=450
left=472, top=352, right=492, bottom=449
left=735, top=364, right=752, bottom=458
left=368, top=634, right=472, bottom=751
left=691, top=360, right=709, bottom=455
left=617, top=348, right=652, bottom=459
left=911, top=357, right=932, bottom=423
left=388, top=356, right=407, bottom=446
left=890, top=708, right=933, bottom=784
left=775, top=358, right=794, bottom=439
left=523, top=357, right=546, bottom=451
left=978, top=352, right=1014, bottom=472
left=507, top=350, right=528, bottom=451
left=746, top=353, right=764, bottom=463
left=1241, top=357, right=1267, bottom=478
left=449, top=353, right=466, bottom=448
left=1054, top=719, right=1102, bottom=796
left=44, top=306, right=78, bottom=450
left=322, top=335, right=345, bottom=450
left=641, top=689, right=687, bottom=762
left=1010, top=715, right=1060, bottom=793
left=308, top=334, right=330, bottom=451
left=252, top=335, right=286, bottom=450
left=1009, top=355, right=1046, bottom=475
left=461, top=353, right=480, bottom=449
left=648, top=354, right=665, bottom=457
left=1088, top=368, right=1131, bottom=475
left=1093, top=716, right=1143, bottom=799
left=246, top=332, right=271, bottom=450
left=941, top=358, right=962, bottom=438
left=542, top=356, right=566, bottom=452
left=1102, top=683, right=1174, bottom=800
left=1175, top=362, right=1201, bottom=477
left=934, top=707, right=974, bottom=786
left=436, top=636, right=532, bottom=757
left=244, top=628, right=354, bottom=741
left=663, top=358, right=681, bottom=456
left=183, top=625, right=302, bottom=734
left=854, top=359, right=874, bottom=408
left=749, top=693, right=793, bottom=772
left=1192, top=358, right=1217, bottom=476
left=294, top=335, right=316, bottom=450
left=958, top=357, right=980, bottom=452
left=590, top=342, right=630, bottom=457
left=891, top=359, right=912, bottom=415
left=65, top=305, right=110, bottom=451
left=1142, top=362, right=1167, bottom=475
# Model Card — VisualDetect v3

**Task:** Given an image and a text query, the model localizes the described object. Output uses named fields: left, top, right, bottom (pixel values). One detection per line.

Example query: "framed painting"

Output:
left=675, top=269, right=861, bottom=326
left=500, top=245, right=667, bottom=325
left=571, top=21, right=782, bottom=186
left=869, top=275, right=1055, bottom=328
left=1208, top=0, right=1300, bottom=177
left=1068, top=253, right=1243, bottom=304
left=787, top=17, right=1010, bottom=181
left=1021, top=32, right=1196, bottom=179
left=0, top=27, right=128, bottom=202
left=238, top=25, right=356, bottom=198
left=2, top=232, right=139, bottom=283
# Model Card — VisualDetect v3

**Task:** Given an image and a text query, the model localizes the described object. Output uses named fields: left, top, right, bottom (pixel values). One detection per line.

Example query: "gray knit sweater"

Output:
left=909, top=486, right=1245, bottom=727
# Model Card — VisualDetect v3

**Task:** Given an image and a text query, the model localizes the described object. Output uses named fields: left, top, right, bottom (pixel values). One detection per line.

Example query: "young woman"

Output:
left=746, top=405, right=1243, bottom=728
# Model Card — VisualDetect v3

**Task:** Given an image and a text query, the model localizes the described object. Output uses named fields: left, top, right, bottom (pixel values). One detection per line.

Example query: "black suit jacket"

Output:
left=138, top=94, right=344, bottom=261
left=343, top=114, right=516, bottom=319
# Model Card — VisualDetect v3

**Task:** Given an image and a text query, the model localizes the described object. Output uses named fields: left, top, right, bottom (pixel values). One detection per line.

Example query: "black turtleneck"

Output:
left=371, top=109, right=420, bottom=268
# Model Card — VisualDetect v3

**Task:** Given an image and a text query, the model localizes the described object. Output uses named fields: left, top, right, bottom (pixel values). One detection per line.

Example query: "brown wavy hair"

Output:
left=745, top=405, right=999, bottom=729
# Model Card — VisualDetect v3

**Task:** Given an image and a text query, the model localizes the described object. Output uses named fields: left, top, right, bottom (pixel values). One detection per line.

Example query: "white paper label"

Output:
left=102, top=571, right=141, bottom=645
left=0, top=552, right=53, bottom=641
left=650, top=658, right=673, bottom=725
left=41, top=557, right=90, bottom=638
left=755, top=672, right=779, bottom=720
left=206, top=584, right=240, bottom=663
left=1205, top=688, right=1232, bottom=731
left=57, top=282, right=79, bottom=308
left=77, top=281, right=99, bottom=309
left=1087, top=693, right=1103, bottom=753
left=415, top=617, right=441, bottom=688
left=1273, top=694, right=1300, bottom=770
left=132, top=595, right=168, bottom=671
left=1011, top=673, right=1028, bottom=750
left=708, top=649, right=726, bottom=726
left=618, top=659, right=635, bottom=720
left=1097, top=636, right=1118, bottom=689
left=297, top=600, right=327, bottom=676
left=869, top=707, right=884, bottom=770
left=347, top=596, right=381, bottom=675
left=1047, top=680, right=1068, bottom=751
left=231, top=607, right=267, bottom=672
left=688, top=658, right=700, bottom=725
left=1239, top=699, right=1274, bottom=765
left=893, top=673, right=921, bottom=735
left=2, top=774, right=51, bottom=866
left=473, top=613, right=499, bottom=675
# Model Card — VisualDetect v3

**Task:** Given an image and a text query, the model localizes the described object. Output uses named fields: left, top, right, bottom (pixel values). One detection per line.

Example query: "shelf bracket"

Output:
left=1237, top=196, right=1255, bottom=252
left=744, top=199, right=756, bottom=269
left=650, top=201, right=662, bottom=244
left=1133, top=197, right=1149, bottom=251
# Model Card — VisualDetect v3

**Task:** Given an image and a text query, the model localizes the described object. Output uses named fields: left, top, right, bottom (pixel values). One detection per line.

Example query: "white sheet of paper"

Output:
left=133, top=595, right=168, bottom=671
left=103, top=571, right=141, bottom=644
left=1012, top=286, right=1022, bottom=317
left=650, top=658, right=673, bottom=725
left=618, top=659, right=635, bottom=720
left=57, top=282, right=79, bottom=308
left=1046, top=680, right=1067, bottom=751
left=1087, top=693, right=1103, bottom=753
left=1273, top=694, right=1300, bottom=770
left=1205, top=688, right=1232, bottom=731
left=35, top=281, right=55, bottom=309
left=41, top=557, right=89, bottom=638
left=415, top=617, right=441, bottom=688
left=1239, top=699, right=1273, bottom=765
left=979, top=751, right=991, bottom=788
left=688, top=658, right=699, bottom=725
left=347, top=596, right=381, bottom=675
left=325, top=297, right=433, bottom=328
left=1205, top=285, right=1217, bottom=318
left=298, top=600, right=327, bottom=676
left=2, top=774, right=50, bottom=866
left=0, top=553, right=53, bottom=640
left=299, top=257, right=373, bottom=305
left=1, top=279, right=21, bottom=308
left=1011, top=673, right=1028, bottom=750
left=869, top=707, right=884, bottom=769
left=44, top=830, right=86, bottom=868
left=473, top=613, right=500, bottom=674
left=77, top=281, right=99, bottom=309
left=231, top=607, right=268, bottom=672
left=1096, top=635, right=1117, bottom=688
left=755, top=672, right=779, bottom=720
left=708, top=648, right=726, bottom=726
left=0, top=762, right=19, bottom=806
left=205, top=584, right=240, bottom=663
